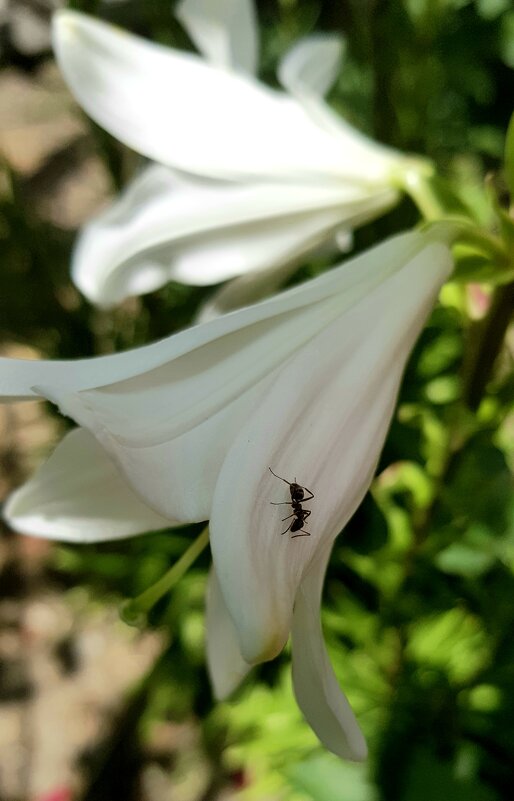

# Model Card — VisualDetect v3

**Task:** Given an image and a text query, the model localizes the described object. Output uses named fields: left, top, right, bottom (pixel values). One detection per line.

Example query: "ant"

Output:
left=269, top=467, right=314, bottom=538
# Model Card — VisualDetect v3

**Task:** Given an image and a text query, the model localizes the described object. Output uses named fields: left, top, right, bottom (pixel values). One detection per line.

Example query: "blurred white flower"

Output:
left=1, top=230, right=452, bottom=759
left=52, top=0, right=421, bottom=312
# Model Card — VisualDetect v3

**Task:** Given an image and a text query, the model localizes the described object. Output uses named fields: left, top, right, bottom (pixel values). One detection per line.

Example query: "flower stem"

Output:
left=462, top=280, right=514, bottom=411
left=121, top=526, right=210, bottom=626
left=401, top=169, right=446, bottom=220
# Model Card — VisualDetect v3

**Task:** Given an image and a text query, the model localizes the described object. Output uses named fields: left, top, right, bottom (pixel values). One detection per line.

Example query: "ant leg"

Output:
left=302, top=488, right=314, bottom=501
left=270, top=501, right=292, bottom=506
left=269, top=467, right=291, bottom=486
left=280, top=522, right=293, bottom=536
left=291, top=530, right=311, bottom=538
left=281, top=513, right=295, bottom=522
left=301, top=509, right=311, bottom=519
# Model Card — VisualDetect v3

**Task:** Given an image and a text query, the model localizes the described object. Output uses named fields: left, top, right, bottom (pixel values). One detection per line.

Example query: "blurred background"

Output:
left=1, top=0, right=514, bottom=799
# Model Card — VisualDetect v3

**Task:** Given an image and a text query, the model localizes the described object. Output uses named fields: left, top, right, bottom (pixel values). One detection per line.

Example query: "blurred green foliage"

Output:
left=1, top=0, right=514, bottom=799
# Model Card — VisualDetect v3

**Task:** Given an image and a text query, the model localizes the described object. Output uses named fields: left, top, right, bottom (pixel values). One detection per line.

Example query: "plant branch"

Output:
left=462, top=280, right=514, bottom=411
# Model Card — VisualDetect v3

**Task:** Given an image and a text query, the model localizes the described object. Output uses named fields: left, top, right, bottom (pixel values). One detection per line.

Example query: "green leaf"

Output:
left=450, top=216, right=512, bottom=284
left=285, top=754, right=378, bottom=801
left=403, top=749, right=496, bottom=801
left=451, top=251, right=497, bottom=283
left=500, top=13, right=514, bottom=69
left=443, top=436, right=513, bottom=535
left=407, top=608, right=488, bottom=683
left=476, top=0, right=511, bottom=20
left=435, top=542, right=496, bottom=578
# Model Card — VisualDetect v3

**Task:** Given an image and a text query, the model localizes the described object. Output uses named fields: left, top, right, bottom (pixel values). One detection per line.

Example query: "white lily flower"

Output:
left=1, top=231, right=452, bottom=759
left=52, top=0, right=417, bottom=310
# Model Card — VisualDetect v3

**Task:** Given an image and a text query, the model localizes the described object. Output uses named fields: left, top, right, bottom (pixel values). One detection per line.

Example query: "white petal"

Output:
left=0, top=233, right=450, bottom=526
left=195, top=231, right=357, bottom=323
left=278, top=34, right=344, bottom=99
left=0, top=230, right=444, bottom=406
left=206, top=569, right=252, bottom=699
left=195, top=258, right=307, bottom=322
left=4, top=428, right=171, bottom=542
left=277, top=42, right=401, bottom=185
left=61, top=232, right=430, bottom=448
left=64, top=375, right=276, bottom=523
left=0, top=230, right=445, bottom=402
left=73, top=163, right=397, bottom=306
left=195, top=223, right=346, bottom=321
left=0, top=241, right=375, bottom=400
left=0, top=289, right=340, bottom=522
left=176, top=0, right=258, bottom=75
left=291, top=550, right=367, bottom=761
left=275, top=35, right=401, bottom=184
left=210, top=241, right=452, bottom=663
left=52, top=11, right=368, bottom=181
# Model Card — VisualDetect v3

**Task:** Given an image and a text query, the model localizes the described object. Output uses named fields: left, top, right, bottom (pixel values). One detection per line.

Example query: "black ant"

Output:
left=269, top=467, right=314, bottom=538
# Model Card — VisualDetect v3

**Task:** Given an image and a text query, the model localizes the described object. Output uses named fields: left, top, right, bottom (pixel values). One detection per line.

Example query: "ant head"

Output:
left=290, top=483, right=304, bottom=502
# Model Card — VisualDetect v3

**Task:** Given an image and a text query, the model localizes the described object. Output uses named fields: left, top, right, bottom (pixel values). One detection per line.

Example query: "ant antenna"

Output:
left=269, top=467, right=290, bottom=485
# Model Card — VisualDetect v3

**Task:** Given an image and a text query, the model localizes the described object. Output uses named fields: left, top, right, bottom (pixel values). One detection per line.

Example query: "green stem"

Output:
left=453, top=222, right=508, bottom=265
left=401, top=169, right=446, bottom=220
left=462, top=280, right=514, bottom=411
left=121, top=527, right=210, bottom=626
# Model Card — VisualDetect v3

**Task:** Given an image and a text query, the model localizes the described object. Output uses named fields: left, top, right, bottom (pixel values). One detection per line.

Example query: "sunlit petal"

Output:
left=61, top=374, right=277, bottom=523
left=278, top=34, right=345, bottom=99
left=4, top=428, right=171, bottom=541
left=196, top=259, right=309, bottom=323
left=2, top=244, right=381, bottom=519
left=0, top=232, right=451, bottom=540
left=6, top=229, right=434, bottom=403
left=206, top=568, right=252, bottom=699
left=53, top=10, right=352, bottom=181
left=176, top=0, right=258, bottom=75
left=1, top=230, right=453, bottom=759
left=291, top=548, right=368, bottom=761
left=195, top=224, right=352, bottom=322
left=0, top=250, right=367, bottom=401
left=210, top=241, right=452, bottom=663
left=73, top=163, right=394, bottom=305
